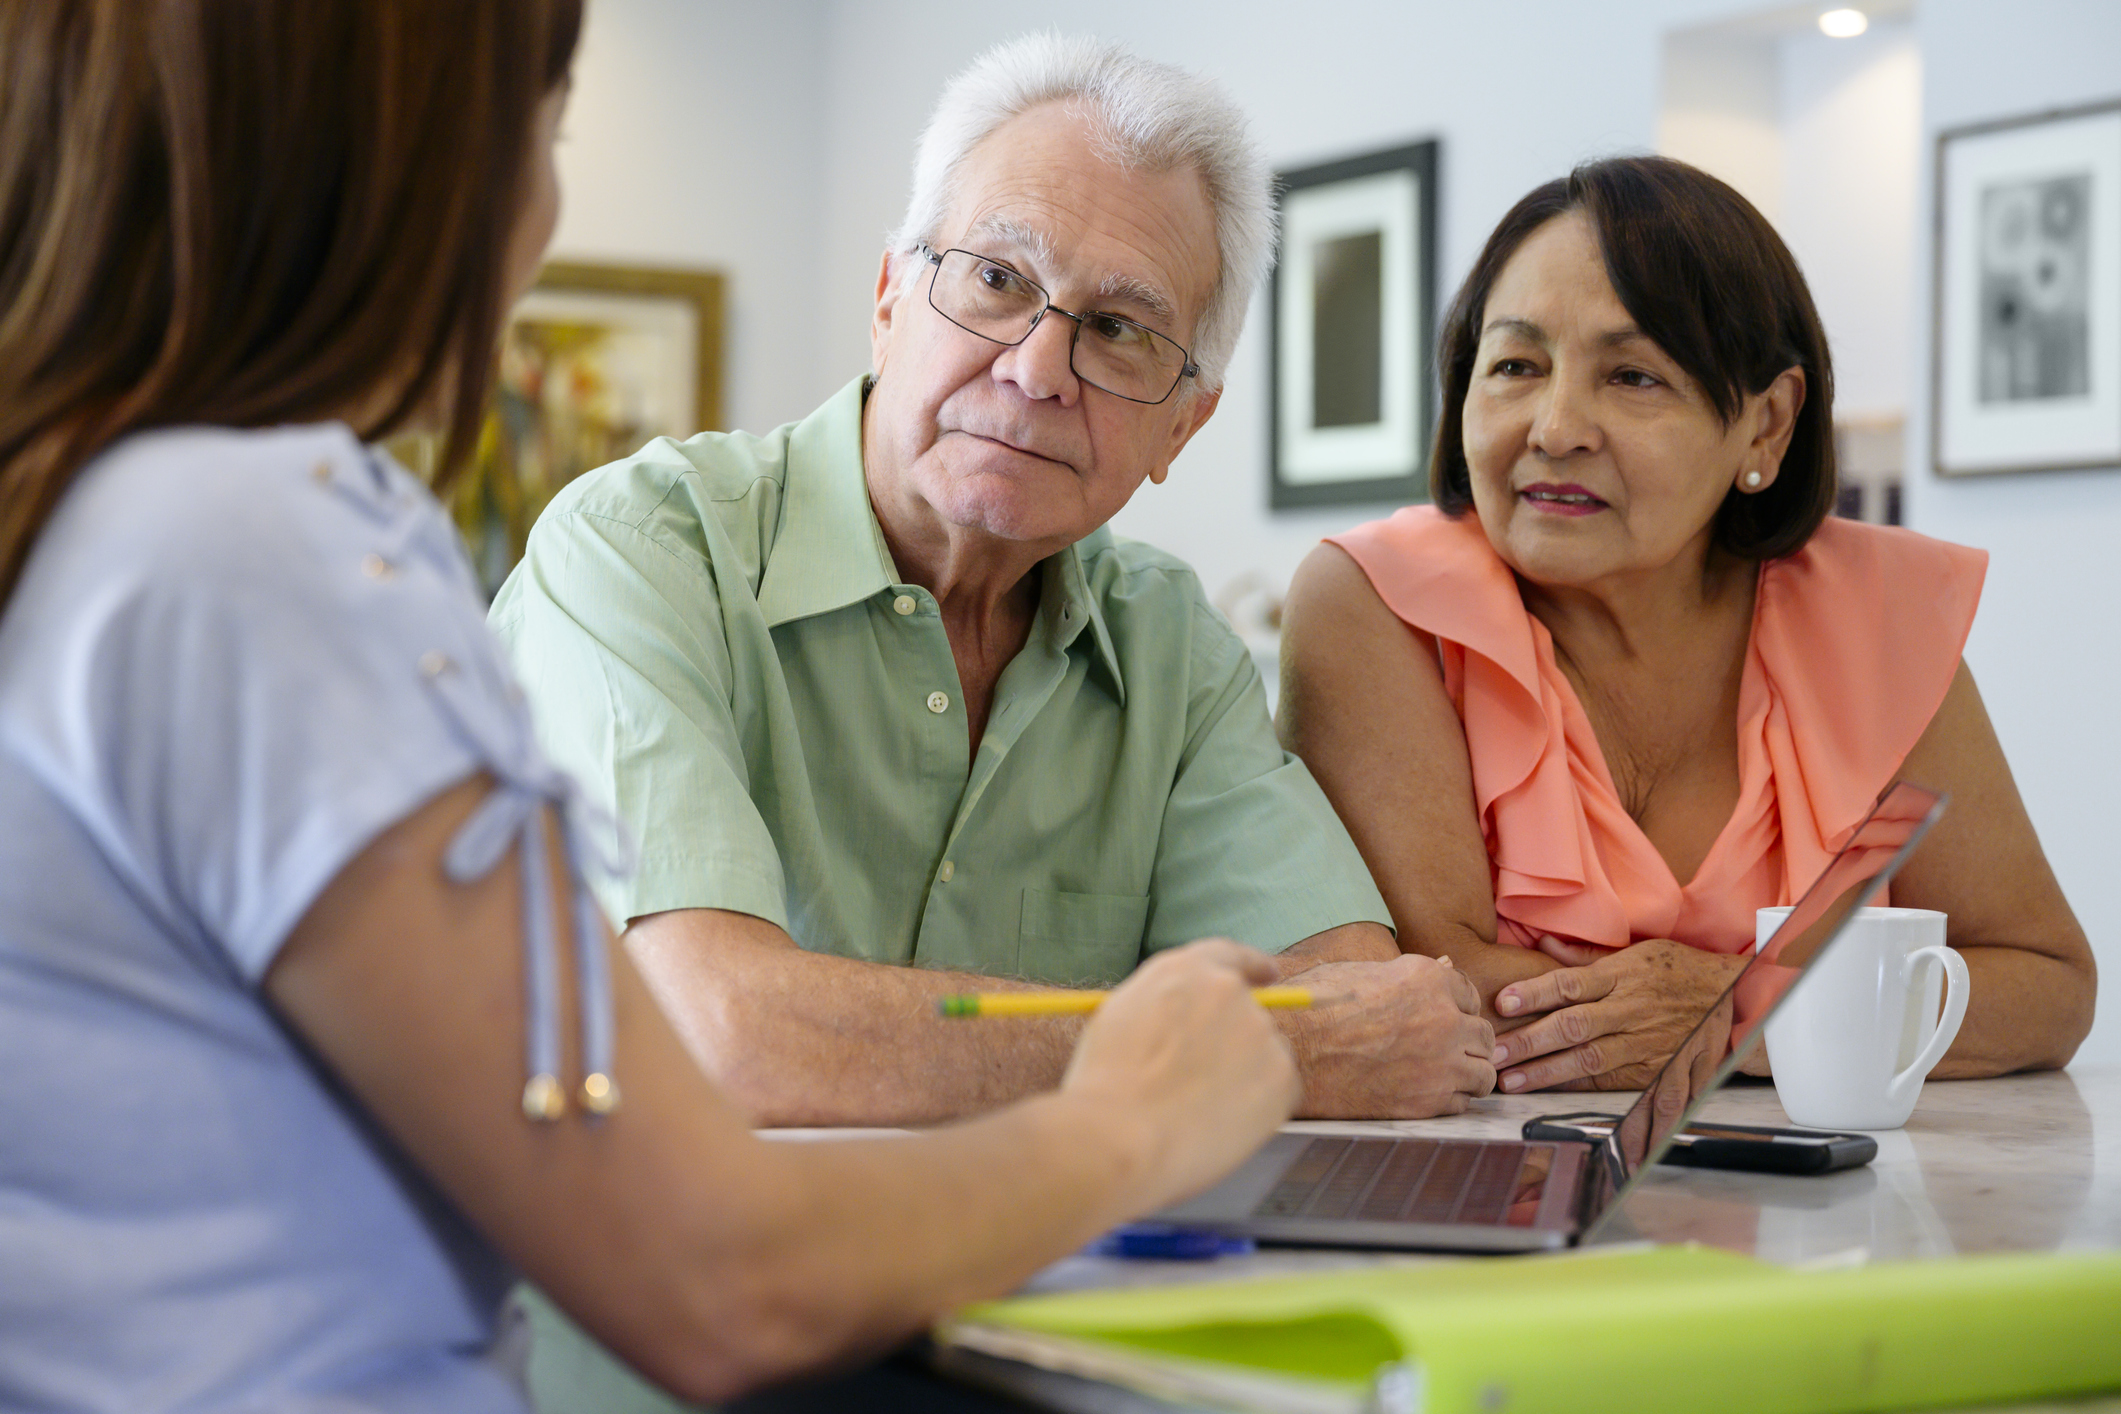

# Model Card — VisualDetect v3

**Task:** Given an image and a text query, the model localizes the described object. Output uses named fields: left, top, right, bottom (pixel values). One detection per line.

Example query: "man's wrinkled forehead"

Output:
left=964, top=214, right=1058, bottom=269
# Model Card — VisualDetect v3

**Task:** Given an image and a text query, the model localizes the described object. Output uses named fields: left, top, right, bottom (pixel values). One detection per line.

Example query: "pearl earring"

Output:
left=1744, top=471, right=1763, bottom=489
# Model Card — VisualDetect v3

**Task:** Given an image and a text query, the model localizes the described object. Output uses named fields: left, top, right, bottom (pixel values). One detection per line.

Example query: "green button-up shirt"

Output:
left=490, top=377, right=1389, bottom=987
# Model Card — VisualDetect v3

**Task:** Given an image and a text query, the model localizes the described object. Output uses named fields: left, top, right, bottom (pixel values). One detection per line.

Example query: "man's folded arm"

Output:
left=622, top=906, right=1085, bottom=1127
left=625, top=908, right=1457, bottom=1128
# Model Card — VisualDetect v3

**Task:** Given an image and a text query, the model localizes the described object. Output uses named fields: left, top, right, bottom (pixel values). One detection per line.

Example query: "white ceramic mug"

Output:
left=1754, top=907, right=1969, bottom=1130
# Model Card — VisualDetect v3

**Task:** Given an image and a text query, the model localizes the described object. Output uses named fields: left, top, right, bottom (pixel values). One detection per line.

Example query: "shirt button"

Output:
left=936, top=860, right=955, bottom=883
left=362, top=553, right=395, bottom=581
left=418, top=650, right=453, bottom=677
left=926, top=690, right=950, bottom=714
left=893, top=594, right=917, bottom=616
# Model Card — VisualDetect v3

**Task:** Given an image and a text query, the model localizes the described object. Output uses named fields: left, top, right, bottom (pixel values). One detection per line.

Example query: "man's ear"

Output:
left=871, top=250, right=902, bottom=376
left=1147, top=386, right=1221, bottom=485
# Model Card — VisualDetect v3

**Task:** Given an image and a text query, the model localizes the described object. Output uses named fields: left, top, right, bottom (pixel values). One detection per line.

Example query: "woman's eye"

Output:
left=1488, top=358, right=1537, bottom=377
left=1613, top=368, right=1663, bottom=389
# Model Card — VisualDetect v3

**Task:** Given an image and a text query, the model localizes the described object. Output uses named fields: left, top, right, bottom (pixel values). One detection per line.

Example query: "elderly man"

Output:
left=492, top=35, right=1494, bottom=1132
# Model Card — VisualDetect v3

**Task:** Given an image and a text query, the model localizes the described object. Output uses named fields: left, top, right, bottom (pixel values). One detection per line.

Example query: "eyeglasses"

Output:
left=917, top=244, right=1200, bottom=405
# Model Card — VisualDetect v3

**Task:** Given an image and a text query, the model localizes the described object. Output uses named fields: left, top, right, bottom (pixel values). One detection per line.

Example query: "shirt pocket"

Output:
left=1017, top=887, right=1152, bottom=988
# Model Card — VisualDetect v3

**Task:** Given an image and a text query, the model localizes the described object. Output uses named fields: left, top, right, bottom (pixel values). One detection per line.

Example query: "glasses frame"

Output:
left=917, top=244, right=1200, bottom=406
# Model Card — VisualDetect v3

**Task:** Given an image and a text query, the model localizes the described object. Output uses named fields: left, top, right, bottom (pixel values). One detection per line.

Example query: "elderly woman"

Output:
left=1281, top=156, right=2094, bottom=1095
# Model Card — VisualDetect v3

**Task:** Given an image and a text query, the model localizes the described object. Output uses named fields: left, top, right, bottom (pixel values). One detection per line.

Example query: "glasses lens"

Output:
left=1072, top=312, right=1186, bottom=403
left=933, top=251, right=1043, bottom=339
left=929, top=248, right=1192, bottom=404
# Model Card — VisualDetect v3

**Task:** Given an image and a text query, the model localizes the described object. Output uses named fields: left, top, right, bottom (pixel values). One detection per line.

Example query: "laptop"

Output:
left=1150, top=781, right=1947, bottom=1253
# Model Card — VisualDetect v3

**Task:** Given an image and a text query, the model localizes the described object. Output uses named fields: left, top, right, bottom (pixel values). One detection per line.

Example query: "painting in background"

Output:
left=1933, top=100, right=2121, bottom=476
left=1269, top=141, right=1438, bottom=509
left=396, top=262, right=724, bottom=595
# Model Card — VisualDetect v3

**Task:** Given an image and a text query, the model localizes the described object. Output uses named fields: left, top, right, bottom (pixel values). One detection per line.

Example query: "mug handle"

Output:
left=1887, top=944, right=1971, bottom=1106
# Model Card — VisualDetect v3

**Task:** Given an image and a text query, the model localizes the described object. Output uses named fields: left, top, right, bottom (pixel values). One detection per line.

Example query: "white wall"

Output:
left=1777, top=20, right=1922, bottom=421
left=1661, top=28, right=1786, bottom=225
left=1903, top=0, right=2121, bottom=1067
left=551, top=0, right=837, bottom=433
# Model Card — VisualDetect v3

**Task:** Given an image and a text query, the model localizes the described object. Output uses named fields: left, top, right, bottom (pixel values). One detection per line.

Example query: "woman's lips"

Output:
left=1519, top=483, right=1607, bottom=517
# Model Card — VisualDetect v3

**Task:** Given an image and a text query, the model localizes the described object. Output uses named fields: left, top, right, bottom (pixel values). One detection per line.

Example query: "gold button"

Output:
left=311, top=460, right=332, bottom=485
left=893, top=594, right=917, bottom=616
left=937, top=860, right=955, bottom=883
left=926, top=690, right=949, bottom=714
left=580, top=1072, right=621, bottom=1115
left=419, top=650, right=452, bottom=677
left=521, top=1073, right=566, bottom=1122
left=361, top=553, right=394, bottom=581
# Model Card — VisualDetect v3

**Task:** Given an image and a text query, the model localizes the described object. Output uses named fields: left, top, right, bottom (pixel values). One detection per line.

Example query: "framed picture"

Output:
left=1268, top=140, right=1438, bottom=509
left=398, top=260, right=725, bottom=593
left=1932, top=99, right=2121, bottom=477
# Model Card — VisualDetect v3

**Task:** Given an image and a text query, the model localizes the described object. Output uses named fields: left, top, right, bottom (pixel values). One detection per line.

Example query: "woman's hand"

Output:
left=271, top=792, right=1300, bottom=1402
left=1489, top=936, right=1749, bottom=1092
left=1062, top=939, right=1302, bottom=1211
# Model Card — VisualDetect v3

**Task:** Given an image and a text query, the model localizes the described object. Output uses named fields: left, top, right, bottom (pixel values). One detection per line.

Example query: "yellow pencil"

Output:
left=937, top=986, right=1313, bottom=1017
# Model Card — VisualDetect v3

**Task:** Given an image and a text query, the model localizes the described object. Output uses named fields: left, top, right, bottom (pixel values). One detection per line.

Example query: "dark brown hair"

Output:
left=0, top=0, right=581, bottom=607
left=1431, top=155, right=1836, bottom=561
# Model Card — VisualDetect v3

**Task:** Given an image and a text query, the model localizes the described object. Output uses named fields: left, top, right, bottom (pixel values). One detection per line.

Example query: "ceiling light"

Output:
left=1818, top=8, right=1869, bottom=37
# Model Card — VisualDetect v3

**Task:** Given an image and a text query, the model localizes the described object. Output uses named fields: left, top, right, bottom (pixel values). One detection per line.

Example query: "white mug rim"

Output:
left=1756, top=905, right=1944, bottom=924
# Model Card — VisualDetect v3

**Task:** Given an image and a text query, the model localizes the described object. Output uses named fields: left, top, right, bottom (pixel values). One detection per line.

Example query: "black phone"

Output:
left=1522, top=1111, right=1878, bottom=1175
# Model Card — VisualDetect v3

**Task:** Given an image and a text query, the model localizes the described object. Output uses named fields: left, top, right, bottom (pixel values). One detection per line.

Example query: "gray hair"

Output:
left=888, top=33, right=1275, bottom=391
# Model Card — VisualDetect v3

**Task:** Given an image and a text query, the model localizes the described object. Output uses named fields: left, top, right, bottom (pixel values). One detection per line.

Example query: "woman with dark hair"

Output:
left=0, top=3, right=1299, bottom=1409
left=1281, top=156, right=2093, bottom=1094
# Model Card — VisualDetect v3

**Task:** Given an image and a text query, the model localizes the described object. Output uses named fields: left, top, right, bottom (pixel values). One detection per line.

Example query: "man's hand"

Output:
left=1281, top=952, right=1496, bottom=1117
left=1490, top=936, right=1748, bottom=1092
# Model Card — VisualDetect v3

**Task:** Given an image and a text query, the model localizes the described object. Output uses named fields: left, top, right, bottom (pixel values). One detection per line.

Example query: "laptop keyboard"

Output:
left=1251, top=1137, right=1544, bottom=1226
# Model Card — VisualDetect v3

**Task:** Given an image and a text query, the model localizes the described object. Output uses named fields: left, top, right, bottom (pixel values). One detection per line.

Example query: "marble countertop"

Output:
left=1019, top=1064, right=2121, bottom=1295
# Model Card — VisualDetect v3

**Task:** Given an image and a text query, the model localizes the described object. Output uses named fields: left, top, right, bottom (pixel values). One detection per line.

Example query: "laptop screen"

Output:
left=1579, top=780, right=1947, bottom=1230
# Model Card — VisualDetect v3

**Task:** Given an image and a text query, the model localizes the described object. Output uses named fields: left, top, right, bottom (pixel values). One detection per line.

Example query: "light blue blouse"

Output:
left=0, top=424, right=616, bottom=1412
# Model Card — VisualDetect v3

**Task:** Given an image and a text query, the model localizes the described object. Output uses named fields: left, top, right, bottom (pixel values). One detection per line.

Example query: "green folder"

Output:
left=933, top=1245, right=2121, bottom=1414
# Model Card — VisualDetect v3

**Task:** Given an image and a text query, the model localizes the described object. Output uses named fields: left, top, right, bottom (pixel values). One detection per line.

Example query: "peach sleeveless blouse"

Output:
left=1328, top=508, right=1984, bottom=1022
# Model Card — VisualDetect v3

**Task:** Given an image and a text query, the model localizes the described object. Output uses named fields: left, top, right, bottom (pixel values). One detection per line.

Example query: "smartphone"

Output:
left=1522, top=1112, right=1877, bottom=1175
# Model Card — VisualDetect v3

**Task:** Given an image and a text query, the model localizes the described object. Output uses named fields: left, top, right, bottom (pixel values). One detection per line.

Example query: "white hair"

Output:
left=888, top=33, right=1275, bottom=391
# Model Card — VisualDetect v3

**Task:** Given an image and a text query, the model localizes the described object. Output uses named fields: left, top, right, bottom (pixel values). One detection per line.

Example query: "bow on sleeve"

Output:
left=427, top=659, right=633, bottom=1122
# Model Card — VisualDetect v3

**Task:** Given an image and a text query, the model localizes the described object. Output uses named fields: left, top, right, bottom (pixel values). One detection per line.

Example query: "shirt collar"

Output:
left=755, top=376, right=895, bottom=628
left=1041, top=529, right=1127, bottom=707
left=756, top=373, right=1127, bottom=705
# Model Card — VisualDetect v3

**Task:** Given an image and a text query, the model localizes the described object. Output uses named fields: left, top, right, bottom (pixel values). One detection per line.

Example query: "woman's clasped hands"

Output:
left=1488, top=935, right=1748, bottom=1093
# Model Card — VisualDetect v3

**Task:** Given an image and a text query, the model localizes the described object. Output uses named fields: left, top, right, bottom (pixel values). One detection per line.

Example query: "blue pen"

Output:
left=1090, top=1222, right=1256, bottom=1260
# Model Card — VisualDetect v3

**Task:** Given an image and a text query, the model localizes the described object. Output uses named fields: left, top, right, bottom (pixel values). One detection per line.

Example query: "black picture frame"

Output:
left=1268, top=139, right=1439, bottom=510
left=1930, top=97, right=2121, bottom=477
